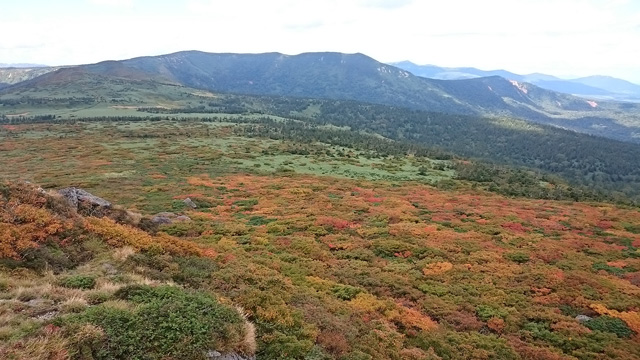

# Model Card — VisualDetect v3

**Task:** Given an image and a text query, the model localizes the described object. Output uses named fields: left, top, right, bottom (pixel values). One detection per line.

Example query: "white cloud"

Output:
left=89, top=0, right=133, bottom=7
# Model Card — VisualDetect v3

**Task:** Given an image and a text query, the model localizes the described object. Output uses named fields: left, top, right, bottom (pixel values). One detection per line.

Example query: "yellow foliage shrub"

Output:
left=422, top=262, right=454, bottom=276
left=350, top=293, right=387, bottom=313
left=85, top=217, right=153, bottom=248
left=85, top=217, right=201, bottom=256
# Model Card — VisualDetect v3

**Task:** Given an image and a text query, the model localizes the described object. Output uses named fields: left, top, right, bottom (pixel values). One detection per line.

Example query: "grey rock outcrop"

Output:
left=58, top=187, right=111, bottom=214
left=151, top=212, right=191, bottom=225
left=206, top=351, right=255, bottom=360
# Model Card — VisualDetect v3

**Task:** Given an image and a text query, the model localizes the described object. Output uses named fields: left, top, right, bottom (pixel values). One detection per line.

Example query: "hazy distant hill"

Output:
left=0, top=63, right=48, bottom=68
left=392, top=61, right=640, bottom=102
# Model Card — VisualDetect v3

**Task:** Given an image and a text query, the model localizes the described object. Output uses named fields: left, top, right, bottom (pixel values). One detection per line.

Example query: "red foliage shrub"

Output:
left=501, top=222, right=529, bottom=233
left=317, top=216, right=352, bottom=230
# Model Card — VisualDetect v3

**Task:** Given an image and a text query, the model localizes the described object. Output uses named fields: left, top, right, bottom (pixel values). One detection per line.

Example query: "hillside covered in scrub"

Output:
left=1, top=118, right=640, bottom=359
left=0, top=181, right=256, bottom=359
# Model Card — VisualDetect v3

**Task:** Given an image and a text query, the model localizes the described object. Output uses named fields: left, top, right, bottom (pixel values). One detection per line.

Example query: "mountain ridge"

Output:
left=2, top=50, right=640, bottom=142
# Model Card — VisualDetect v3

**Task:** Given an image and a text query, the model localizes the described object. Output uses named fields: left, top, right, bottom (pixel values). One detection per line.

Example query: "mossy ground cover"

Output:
left=1, top=120, right=640, bottom=359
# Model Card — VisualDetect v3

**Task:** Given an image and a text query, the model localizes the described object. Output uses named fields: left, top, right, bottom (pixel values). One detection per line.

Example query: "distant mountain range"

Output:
left=2, top=51, right=640, bottom=142
left=391, top=61, right=640, bottom=102
left=0, top=66, right=59, bottom=89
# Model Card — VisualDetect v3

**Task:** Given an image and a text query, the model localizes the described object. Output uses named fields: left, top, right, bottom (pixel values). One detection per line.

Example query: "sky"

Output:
left=2, top=0, right=640, bottom=83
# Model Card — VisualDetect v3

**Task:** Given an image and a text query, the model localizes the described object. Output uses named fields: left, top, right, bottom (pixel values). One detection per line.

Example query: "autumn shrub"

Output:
left=85, top=290, right=112, bottom=305
left=412, top=331, right=519, bottom=360
left=331, top=284, right=363, bottom=300
left=0, top=195, right=70, bottom=260
left=59, top=285, right=246, bottom=359
left=521, top=322, right=564, bottom=346
left=476, top=305, right=509, bottom=322
left=59, top=275, right=96, bottom=290
left=592, top=262, right=627, bottom=277
left=623, top=223, right=640, bottom=234
left=171, top=255, right=219, bottom=287
left=256, top=331, right=315, bottom=360
left=335, top=248, right=375, bottom=261
left=372, top=240, right=415, bottom=258
left=418, top=282, right=448, bottom=296
left=504, top=252, right=530, bottom=264
left=584, top=316, right=634, bottom=338
left=247, top=215, right=275, bottom=226
left=232, top=199, right=258, bottom=211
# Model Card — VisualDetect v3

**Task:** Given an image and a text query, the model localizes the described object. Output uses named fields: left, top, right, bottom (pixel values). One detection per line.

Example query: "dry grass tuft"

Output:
left=60, top=297, right=88, bottom=314
left=235, top=306, right=257, bottom=355
left=95, top=279, right=122, bottom=293
left=0, top=328, right=70, bottom=360
left=112, top=246, right=136, bottom=261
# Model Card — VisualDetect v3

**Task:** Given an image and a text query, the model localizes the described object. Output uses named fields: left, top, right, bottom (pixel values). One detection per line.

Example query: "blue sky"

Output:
left=2, top=0, right=639, bottom=83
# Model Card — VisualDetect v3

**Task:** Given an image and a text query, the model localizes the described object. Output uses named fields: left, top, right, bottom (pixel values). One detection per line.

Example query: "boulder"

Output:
left=150, top=212, right=191, bottom=225
left=575, top=315, right=592, bottom=323
left=58, top=187, right=111, bottom=215
left=151, top=215, right=174, bottom=225
left=183, top=198, right=197, bottom=209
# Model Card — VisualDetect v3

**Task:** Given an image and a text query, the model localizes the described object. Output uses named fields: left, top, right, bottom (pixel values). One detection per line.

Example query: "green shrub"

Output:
left=476, top=305, right=509, bottom=321
left=504, top=252, right=530, bottom=264
left=372, top=240, right=415, bottom=258
left=585, top=316, right=634, bottom=338
left=417, top=282, right=448, bottom=296
left=623, top=223, right=640, bottom=234
left=247, top=215, right=275, bottom=226
left=60, top=285, right=245, bottom=359
left=85, top=291, right=112, bottom=305
left=59, top=275, right=96, bottom=290
left=331, top=284, right=363, bottom=300
left=232, top=199, right=258, bottom=211
left=592, top=262, right=628, bottom=276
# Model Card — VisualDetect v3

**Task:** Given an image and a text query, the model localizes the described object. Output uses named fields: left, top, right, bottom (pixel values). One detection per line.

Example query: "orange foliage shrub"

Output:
left=387, top=305, right=437, bottom=332
left=186, top=175, right=217, bottom=188
left=606, top=261, right=627, bottom=269
left=551, top=321, right=591, bottom=336
left=0, top=184, right=71, bottom=259
left=487, top=317, right=505, bottom=334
